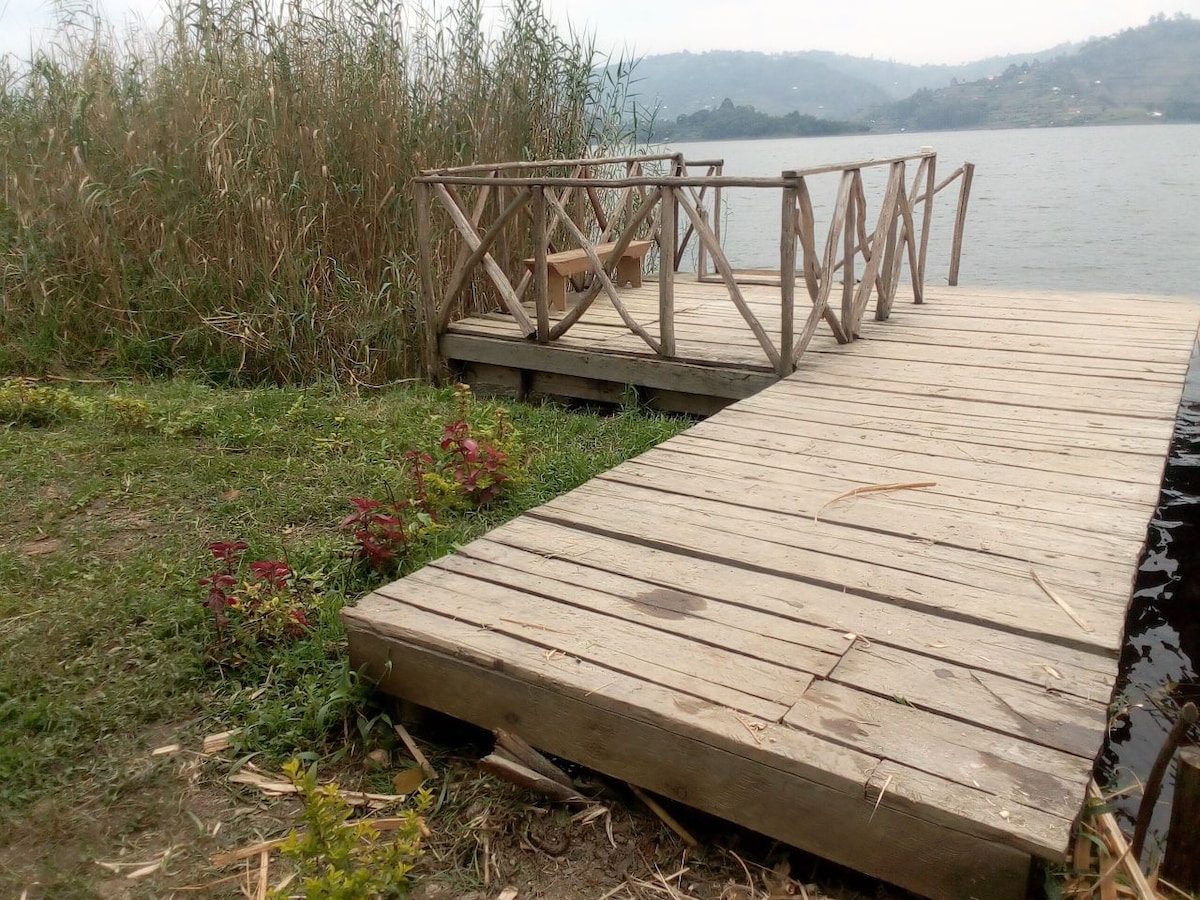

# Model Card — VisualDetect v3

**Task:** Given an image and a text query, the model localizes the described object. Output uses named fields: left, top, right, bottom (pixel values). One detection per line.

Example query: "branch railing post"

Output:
left=841, top=169, right=859, bottom=334
left=859, top=160, right=904, bottom=326
left=659, top=186, right=676, bottom=357
left=494, top=172, right=509, bottom=290
left=413, top=179, right=441, bottom=382
left=532, top=186, right=550, bottom=342
left=916, top=152, right=937, bottom=302
left=949, top=161, right=975, bottom=286
left=670, top=152, right=685, bottom=273
left=779, top=179, right=798, bottom=376
left=699, top=162, right=724, bottom=280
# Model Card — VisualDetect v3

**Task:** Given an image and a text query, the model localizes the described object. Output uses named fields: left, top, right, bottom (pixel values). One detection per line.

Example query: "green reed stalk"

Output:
left=0, top=0, right=637, bottom=383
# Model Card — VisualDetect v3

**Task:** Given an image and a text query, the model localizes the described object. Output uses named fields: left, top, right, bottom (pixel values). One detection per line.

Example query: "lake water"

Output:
left=664, top=124, right=1200, bottom=858
left=665, top=123, right=1200, bottom=296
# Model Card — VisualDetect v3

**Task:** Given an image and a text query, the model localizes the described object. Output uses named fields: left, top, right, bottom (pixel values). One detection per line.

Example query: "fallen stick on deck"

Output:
left=813, top=481, right=936, bottom=522
left=1031, top=567, right=1093, bottom=633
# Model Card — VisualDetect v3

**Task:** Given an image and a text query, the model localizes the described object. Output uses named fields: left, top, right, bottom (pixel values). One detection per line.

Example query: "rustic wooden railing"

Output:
left=413, top=151, right=974, bottom=379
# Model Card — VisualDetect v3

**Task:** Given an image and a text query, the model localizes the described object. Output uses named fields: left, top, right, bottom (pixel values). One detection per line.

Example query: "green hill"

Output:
left=614, top=15, right=1200, bottom=139
left=646, top=97, right=868, bottom=142
left=616, top=45, right=1078, bottom=123
left=624, top=50, right=890, bottom=123
left=867, top=14, right=1200, bottom=130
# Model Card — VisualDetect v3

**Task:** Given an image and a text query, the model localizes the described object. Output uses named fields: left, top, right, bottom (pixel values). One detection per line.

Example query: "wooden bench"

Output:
left=524, top=240, right=653, bottom=311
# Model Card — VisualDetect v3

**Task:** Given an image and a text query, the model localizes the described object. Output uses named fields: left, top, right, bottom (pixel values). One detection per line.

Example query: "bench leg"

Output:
left=617, top=257, right=643, bottom=288
left=547, top=274, right=566, bottom=312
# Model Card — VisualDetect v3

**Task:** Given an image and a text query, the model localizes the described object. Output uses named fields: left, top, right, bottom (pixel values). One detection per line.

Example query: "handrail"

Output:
left=415, top=174, right=791, bottom=188
left=781, top=151, right=933, bottom=178
left=421, top=153, right=680, bottom=176
left=414, top=151, right=974, bottom=381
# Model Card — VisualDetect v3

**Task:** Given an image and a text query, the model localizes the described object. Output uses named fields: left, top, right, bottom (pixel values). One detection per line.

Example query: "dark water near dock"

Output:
left=1100, top=359, right=1200, bottom=856
left=667, top=124, right=1200, bottom=856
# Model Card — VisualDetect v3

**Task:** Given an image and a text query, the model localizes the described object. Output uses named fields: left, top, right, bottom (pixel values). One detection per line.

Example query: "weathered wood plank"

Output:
left=551, top=473, right=1139, bottom=615
left=599, top=456, right=1145, bottom=593
left=740, top=389, right=1178, bottom=452
left=810, top=341, right=1188, bottom=381
left=682, top=417, right=1160, bottom=506
left=349, top=270, right=1199, bottom=900
left=792, top=355, right=1191, bottom=407
left=373, top=568, right=811, bottom=715
left=788, top=679, right=1089, bottom=823
left=429, top=546, right=847, bottom=666
left=614, top=449, right=1143, bottom=568
left=659, top=435, right=1155, bottom=543
left=853, top=326, right=1192, bottom=362
left=346, top=607, right=1035, bottom=899
left=530, top=484, right=1129, bottom=652
left=600, top=458, right=1142, bottom=600
left=711, top=405, right=1172, bottom=481
left=825, top=642, right=1108, bottom=758
left=743, top=376, right=1178, bottom=440
left=478, top=520, right=1119, bottom=697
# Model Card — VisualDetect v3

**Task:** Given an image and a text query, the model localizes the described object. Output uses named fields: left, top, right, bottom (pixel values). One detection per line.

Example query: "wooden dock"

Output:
left=441, top=275, right=798, bottom=413
left=346, top=281, right=1199, bottom=899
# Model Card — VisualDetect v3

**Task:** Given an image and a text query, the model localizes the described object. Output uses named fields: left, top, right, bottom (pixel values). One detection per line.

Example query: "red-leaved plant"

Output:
left=199, top=541, right=313, bottom=653
left=342, top=388, right=522, bottom=572
left=439, top=419, right=510, bottom=505
left=199, top=540, right=248, bottom=635
left=341, top=451, right=439, bottom=571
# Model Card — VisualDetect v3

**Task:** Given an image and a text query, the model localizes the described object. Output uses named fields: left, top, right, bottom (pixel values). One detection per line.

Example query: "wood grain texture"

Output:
left=345, top=599, right=1034, bottom=898
left=350, top=280, right=1200, bottom=900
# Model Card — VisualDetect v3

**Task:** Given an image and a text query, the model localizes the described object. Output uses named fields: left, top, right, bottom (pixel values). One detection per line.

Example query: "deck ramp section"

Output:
left=345, top=284, right=1200, bottom=900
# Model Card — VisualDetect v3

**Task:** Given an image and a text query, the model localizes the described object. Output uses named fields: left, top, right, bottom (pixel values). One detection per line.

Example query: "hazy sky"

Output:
left=545, top=1, right=1200, bottom=64
left=2, top=0, right=1198, bottom=64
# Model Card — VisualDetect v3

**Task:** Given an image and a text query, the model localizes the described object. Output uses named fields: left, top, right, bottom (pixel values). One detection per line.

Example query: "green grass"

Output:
left=0, top=378, right=686, bottom=822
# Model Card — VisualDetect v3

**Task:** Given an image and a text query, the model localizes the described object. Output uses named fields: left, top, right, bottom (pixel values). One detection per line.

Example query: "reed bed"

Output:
left=0, top=0, right=635, bottom=383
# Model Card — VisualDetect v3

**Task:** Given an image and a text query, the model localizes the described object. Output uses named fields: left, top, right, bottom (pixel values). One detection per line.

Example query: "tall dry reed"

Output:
left=0, top=0, right=635, bottom=383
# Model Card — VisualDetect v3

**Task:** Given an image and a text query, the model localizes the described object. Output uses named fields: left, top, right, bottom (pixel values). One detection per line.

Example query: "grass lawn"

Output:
left=0, top=376, right=1062, bottom=900
left=0, top=376, right=689, bottom=896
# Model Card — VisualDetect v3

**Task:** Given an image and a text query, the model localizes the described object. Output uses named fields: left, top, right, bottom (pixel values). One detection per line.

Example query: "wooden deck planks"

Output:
left=348, top=279, right=1200, bottom=900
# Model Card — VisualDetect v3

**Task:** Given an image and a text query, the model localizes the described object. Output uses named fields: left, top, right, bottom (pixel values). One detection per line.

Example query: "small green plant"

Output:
left=271, top=758, right=431, bottom=899
left=436, top=416, right=513, bottom=505
left=106, top=395, right=154, bottom=429
left=341, top=495, right=438, bottom=573
left=0, top=378, right=86, bottom=426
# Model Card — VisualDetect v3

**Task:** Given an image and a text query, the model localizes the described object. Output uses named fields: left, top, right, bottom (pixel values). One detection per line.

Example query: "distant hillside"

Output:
left=801, top=45, right=1082, bottom=100
left=867, top=14, right=1200, bottom=130
left=615, top=16, right=1199, bottom=138
left=624, top=51, right=890, bottom=122
left=617, top=44, right=1081, bottom=123
left=645, top=98, right=868, bottom=142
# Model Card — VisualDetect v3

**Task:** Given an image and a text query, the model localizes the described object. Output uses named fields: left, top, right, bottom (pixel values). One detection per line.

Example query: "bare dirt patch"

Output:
left=2, top=716, right=904, bottom=900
